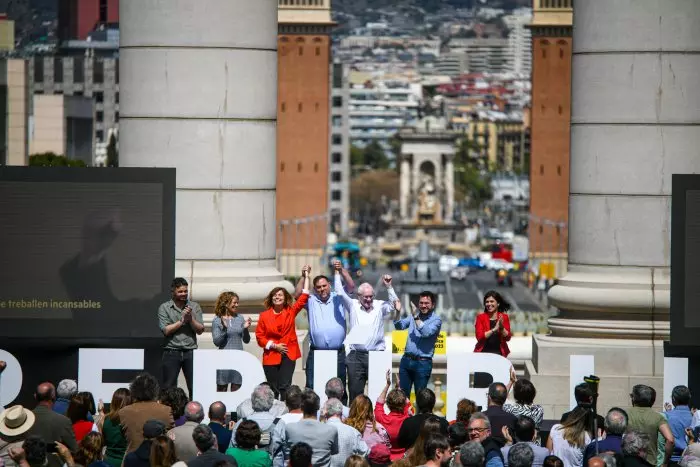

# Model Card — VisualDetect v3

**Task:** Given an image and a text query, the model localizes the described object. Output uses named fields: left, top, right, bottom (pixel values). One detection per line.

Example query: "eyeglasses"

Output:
left=467, top=427, right=489, bottom=433
left=362, top=295, right=375, bottom=299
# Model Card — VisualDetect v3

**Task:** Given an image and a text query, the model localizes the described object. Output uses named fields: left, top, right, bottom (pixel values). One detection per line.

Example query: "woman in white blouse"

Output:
left=546, top=408, right=594, bottom=467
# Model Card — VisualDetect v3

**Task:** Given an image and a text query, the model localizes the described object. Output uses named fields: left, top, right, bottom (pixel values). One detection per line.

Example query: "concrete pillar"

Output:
left=119, top=0, right=291, bottom=308
left=444, top=156, right=454, bottom=224
left=400, top=156, right=410, bottom=221
left=529, top=0, right=700, bottom=418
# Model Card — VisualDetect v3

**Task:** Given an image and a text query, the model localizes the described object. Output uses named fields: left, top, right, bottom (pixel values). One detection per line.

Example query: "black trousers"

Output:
left=264, top=355, right=296, bottom=401
left=161, top=349, right=194, bottom=400
left=346, top=350, right=369, bottom=402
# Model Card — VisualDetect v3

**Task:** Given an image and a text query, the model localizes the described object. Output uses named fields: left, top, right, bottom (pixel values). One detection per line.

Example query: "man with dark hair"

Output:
left=664, top=385, right=693, bottom=465
left=483, top=383, right=517, bottom=447
left=282, top=389, right=339, bottom=467
left=501, top=416, right=549, bottom=467
left=280, top=385, right=304, bottom=425
left=119, top=373, right=174, bottom=454
left=421, top=433, right=452, bottom=467
left=27, top=382, right=77, bottom=467
left=209, top=401, right=232, bottom=453
left=394, top=290, right=442, bottom=398
left=123, top=419, right=167, bottom=467
left=168, top=401, right=205, bottom=461
left=289, top=442, right=313, bottom=467
left=295, top=264, right=355, bottom=401
left=397, top=388, right=449, bottom=449
left=627, top=385, right=673, bottom=467
left=158, top=276, right=205, bottom=399
left=560, top=382, right=605, bottom=430
left=10, top=435, right=47, bottom=467
left=583, top=408, right=627, bottom=465
left=187, top=424, right=238, bottom=467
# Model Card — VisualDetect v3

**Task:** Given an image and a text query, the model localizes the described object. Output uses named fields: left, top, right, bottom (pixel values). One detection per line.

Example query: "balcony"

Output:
left=278, top=0, right=332, bottom=25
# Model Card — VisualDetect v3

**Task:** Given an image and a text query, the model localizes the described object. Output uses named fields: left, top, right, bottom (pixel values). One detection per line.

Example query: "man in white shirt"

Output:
left=334, top=263, right=399, bottom=402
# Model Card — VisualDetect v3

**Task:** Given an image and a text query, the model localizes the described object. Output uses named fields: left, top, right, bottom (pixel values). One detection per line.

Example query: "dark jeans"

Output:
left=162, top=349, right=194, bottom=400
left=305, top=348, right=347, bottom=405
left=263, top=355, right=296, bottom=401
left=398, top=355, right=433, bottom=397
left=346, top=350, right=369, bottom=402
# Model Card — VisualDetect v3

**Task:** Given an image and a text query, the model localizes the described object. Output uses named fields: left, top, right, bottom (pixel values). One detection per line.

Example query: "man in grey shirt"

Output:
left=278, top=389, right=338, bottom=467
left=158, top=277, right=204, bottom=399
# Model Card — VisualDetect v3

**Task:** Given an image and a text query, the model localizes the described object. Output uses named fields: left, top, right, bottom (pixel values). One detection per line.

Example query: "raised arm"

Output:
left=340, top=266, right=356, bottom=295
left=294, top=265, right=311, bottom=298
left=333, top=261, right=354, bottom=311
left=290, top=269, right=310, bottom=316
left=379, top=274, right=399, bottom=317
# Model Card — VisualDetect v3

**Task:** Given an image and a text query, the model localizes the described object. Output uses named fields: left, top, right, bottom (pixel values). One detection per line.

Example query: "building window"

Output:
left=96, top=111, right=104, bottom=122
left=542, top=49, right=546, bottom=59
left=299, top=46, right=303, bottom=56
left=332, top=115, right=342, bottom=127
left=332, top=134, right=342, bottom=145
left=332, top=152, right=342, bottom=163
left=332, top=96, right=342, bottom=107
left=559, top=48, right=564, bottom=59
left=280, top=162, right=285, bottom=172
left=34, top=57, right=44, bottom=83
left=93, top=59, right=104, bottom=84
left=297, top=162, right=302, bottom=172
left=115, top=111, right=119, bottom=120
left=558, top=105, right=563, bottom=115
left=281, top=102, right=286, bottom=112
left=331, top=190, right=342, bottom=201
left=540, top=165, right=544, bottom=175
left=73, top=57, right=84, bottom=83
left=332, top=171, right=341, bottom=182
left=115, top=92, right=119, bottom=104
left=316, top=47, right=321, bottom=56
left=298, top=102, right=303, bottom=112
left=539, top=225, right=544, bottom=234
left=95, top=92, right=104, bottom=103
left=54, top=57, right=63, bottom=83
left=315, top=102, right=319, bottom=111
left=96, top=130, right=104, bottom=141
left=557, top=165, right=562, bottom=176
left=314, top=163, right=319, bottom=172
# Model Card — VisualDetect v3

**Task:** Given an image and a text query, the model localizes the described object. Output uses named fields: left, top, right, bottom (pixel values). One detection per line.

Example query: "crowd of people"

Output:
left=1, top=266, right=697, bottom=467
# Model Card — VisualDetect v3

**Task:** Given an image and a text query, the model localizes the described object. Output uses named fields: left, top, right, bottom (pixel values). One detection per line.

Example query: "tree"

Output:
left=29, top=152, right=86, bottom=167
left=350, top=169, right=399, bottom=211
left=350, top=142, right=390, bottom=172
left=453, top=138, right=492, bottom=208
left=106, top=132, right=118, bottom=167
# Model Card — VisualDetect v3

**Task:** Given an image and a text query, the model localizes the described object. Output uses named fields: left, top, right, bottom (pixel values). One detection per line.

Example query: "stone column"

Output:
left=399, top=156, right=411, bottom=222
left=119, top=0, right=292, bottom=309
left=530, top=0, right=700, bottom=417
left=444, top=155, right=454, bottom=224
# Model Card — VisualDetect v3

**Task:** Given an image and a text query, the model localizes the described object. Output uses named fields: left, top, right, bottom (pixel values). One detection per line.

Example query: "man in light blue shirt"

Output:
left=393, top=290, right=442, bottom=397
left=295, top=264, right=355, bottom=403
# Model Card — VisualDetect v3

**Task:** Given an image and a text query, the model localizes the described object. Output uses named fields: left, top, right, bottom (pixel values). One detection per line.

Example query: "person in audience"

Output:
left=212, top=291, right=251, bottom=392
left=9, top=435, right=48, bottom=467
left=343, top=455, right=370, bottom=467
left=483, top=383, right=518, bottom=447
left=664, top=385, right=693, bottom=466
left=149, top=435, right=178, bottom=467
left=124, top=419, right=167, bottom=467
left=543, top=456, right=565, bottom=467
left=679, top=428, right=700, bottom=467
left=208, top=401, right=233, bottom=453
left=289, top=442, right=313, bottom=467
left=74, top=431, right=109, bottom=467
left=451, top=399, right=478, bottom=428
left=373, top=371, right=410, bottom=460
left=621, top=432, right=652, bottom=467
left=66, top=392, right=95, bottom=442
left=503, top=379, right=544, bottom=429
left=237, top=382, right=289, bottom=419
left=119, top=373, right=174, bottom=454
left=367, top=444, right=391, bottom=467
left=345, top=395, right=390, bottom=450
left=325, top=378, right=350, bottom=419
left=280, top=386, right=304, bottom=426
left=78, top=391, right=102, bottom=428
left=395, top=416, right=444, bottom=467
left=582, top=408, right=627, bottom=466
left=281, top=389, right=339, bottom=467
left=225, top=420, right=271, bottom=467
left=160, top=388, right=188, bottom=428
left=0, top=405, right=37, bottom=467
left=421, top=433, right=453, bottom=467
left=468, top=413, right=504, bottom=467
left=448, top=423, right=469, bottom=458
left=187, top=425, right=238, bottom=467
left=323, top=398, right=368, bottom=467
left=54, top=380, right=78, bottom=416
left=256, top=270, right=310, bottom=401
left=229, top=384, right=285, bottom=457
left=27, top=382, right=78, bottom=467
left=547, top=407, right=593, bottom=467
left=502, top=416, right=549, bottom=467
left=168, top=401, right=205, bottom=461
left=560, top=384, right=604, bottom=430
left=474, top=291, right=512, bottom=358
left=295, top=264, right=355, bottom=403
left=458, top=441, right=485, bottom=467
left=397, top=388, right=449, bottom=449
left=334, top=265, right=400, bottom=402
left=508, top=443, right=534, bottom=467
left=101, top=388, right=132, bottom=467
left=626, top=385, right=673, bottom=467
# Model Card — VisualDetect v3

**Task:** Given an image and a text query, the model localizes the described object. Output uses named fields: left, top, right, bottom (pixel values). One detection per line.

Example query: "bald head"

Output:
left=184, top=401, right=204, bottom=423
left=588, top=457, right=606, bottom=467
left=35, top=382, right=56, bottom=405
left=208, top=401, right=227, bottom=422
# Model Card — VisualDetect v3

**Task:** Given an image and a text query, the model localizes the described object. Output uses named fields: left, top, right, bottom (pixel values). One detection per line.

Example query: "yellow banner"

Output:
left=392, top=330, right=446, bottom=355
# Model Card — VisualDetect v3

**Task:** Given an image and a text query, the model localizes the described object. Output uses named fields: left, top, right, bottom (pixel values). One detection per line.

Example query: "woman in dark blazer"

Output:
left=474, top=290, right=512, bottom=357
left=255, top=268, right=310, bottom=400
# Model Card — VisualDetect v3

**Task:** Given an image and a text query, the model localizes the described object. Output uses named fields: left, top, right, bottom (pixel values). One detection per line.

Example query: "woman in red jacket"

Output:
left=256, top=268, right=310, bottom=400
left=474, top=290, right=512, bottom=357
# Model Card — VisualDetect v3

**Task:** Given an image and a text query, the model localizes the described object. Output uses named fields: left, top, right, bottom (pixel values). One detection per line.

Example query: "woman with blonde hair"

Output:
left=149, top=435, right=178, bottom=467
left=256, top=268, right=310, bottom=400
left=546, top=407, right=593, bottom=467
left=212, top=290, right=251, bottom=392
left=74, top=431, right=110, bottom=467
left=346, top=395, right=391, bottom=450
